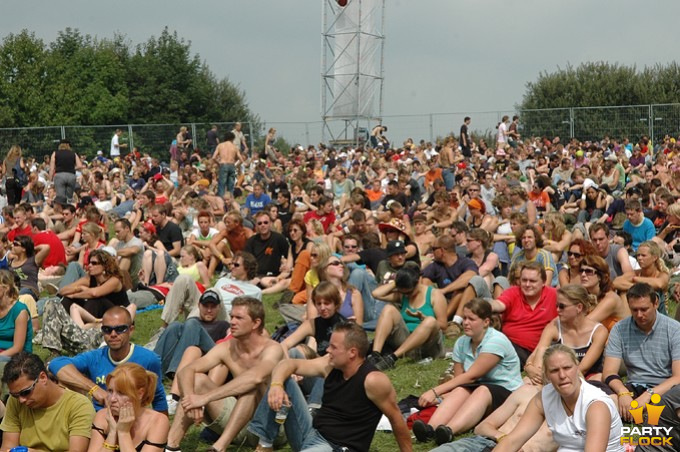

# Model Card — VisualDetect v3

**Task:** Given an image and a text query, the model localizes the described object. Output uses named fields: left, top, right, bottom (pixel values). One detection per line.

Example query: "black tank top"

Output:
left=54, top=149, right=76, bottom=174
left=313, top=361, right=382, bottom=451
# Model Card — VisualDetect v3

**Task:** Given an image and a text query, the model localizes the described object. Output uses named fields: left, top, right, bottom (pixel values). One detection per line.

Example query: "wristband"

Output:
left=604, top=375, right=622, bottom=385
left=270, top=382, right=283, bottom=388
left=103, top=442, right=120, bottom=451
left=496, top=434, right=507, bottom=443
left=432, top=388, right=443, bottom=403
left=87, top=385, right=100, bottom=399
left=618, top=391, right=634, bottom=398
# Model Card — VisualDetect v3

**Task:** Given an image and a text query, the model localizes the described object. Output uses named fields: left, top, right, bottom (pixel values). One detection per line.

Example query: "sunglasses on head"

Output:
left=101, top=324, right=130, bottom=335
left=10, top=376, right=39, bottom=398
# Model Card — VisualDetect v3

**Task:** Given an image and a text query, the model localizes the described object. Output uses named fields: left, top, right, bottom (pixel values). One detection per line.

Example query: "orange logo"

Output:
left=264, top=247, right=274, bottom=255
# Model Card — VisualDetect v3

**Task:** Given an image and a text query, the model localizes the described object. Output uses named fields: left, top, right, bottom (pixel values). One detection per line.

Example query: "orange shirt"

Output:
left=424, top=169, right=443, bottom=187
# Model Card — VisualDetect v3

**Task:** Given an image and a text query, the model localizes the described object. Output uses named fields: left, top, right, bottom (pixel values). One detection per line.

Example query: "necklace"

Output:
left=561, top=398, right=575, bottom=417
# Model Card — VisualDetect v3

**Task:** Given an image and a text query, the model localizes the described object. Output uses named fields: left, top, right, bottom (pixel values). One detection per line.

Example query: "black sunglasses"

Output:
left=580, top=267, right=597, bottom=276
left=257, top=221, right=270, bottom=225
left=327, top=261, right=343, bottom=267
left=10, top=376, right=39, bottom=398
left=230, top=262, right=241, bottom=268
left=101, top=324, right=130, bottom=335
left=567, top=251, right=582, bottom=258
left=89, top=260, right=101, bottom=266
left=557, top=303, right=574, bottom=310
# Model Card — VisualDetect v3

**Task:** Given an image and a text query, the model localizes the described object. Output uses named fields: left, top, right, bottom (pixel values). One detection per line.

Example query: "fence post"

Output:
left=569, top=108, right=574, bottom=139
left=191, top=123, right=197, bottom=148
left=648, top=104, right=653, bottom=146
left=248, top=122, right=254, bottom=153
left=61, top=126, right=66, bottom=140
left=429, top=114, right=434, bottom=143
left=127, top=125, right=134, bottom=150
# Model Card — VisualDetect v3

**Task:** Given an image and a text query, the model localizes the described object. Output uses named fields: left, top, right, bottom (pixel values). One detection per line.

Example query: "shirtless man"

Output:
left=165, top=296, right=283, bottom=452
left=431, top=384, right=557, bottom=452
left=212, top=131, right=245, bottom=197
left=412, top=214, right=436, bottom=262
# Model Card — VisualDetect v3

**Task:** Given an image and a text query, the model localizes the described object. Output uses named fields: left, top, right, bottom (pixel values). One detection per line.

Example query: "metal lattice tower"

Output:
left=321, top=0, right=385, bottom=147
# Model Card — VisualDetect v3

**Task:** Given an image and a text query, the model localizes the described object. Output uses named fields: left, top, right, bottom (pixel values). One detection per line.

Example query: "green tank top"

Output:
left=400, top=286, right=434, bottom=333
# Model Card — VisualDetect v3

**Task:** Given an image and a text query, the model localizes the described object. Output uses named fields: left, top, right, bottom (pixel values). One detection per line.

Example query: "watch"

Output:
left=646, top=388, right=655, bottom=395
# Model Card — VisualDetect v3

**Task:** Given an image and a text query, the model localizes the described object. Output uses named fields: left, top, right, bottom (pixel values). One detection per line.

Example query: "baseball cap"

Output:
left=77, top=196, right=94, bottom=209
left=199, top=289, right=222, bottom=305
left=386, top=240, right=407, bottom=257
left=141, top=221, right=156, bottom=235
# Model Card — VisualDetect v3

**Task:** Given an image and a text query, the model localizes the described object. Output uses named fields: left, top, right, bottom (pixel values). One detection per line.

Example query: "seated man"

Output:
left=47, top=306, right=168, bottom=412
left=488, top=261, right=558, bottom=367
left=430, top=384, right=557, bottom=452
left=250, top=322, right=411, bottom=452
left=510, top=224, right=558, bottom=287
left=602, top=282, right=680, bottom=423
left=165, top=296, right=284, bottom=452
left=368, top=266, right=447, bottom=370
left=154, top=289, right=230, bottom=378
left=421, top=235, right=479, bottom=332
left=0, top=352, right=95, bottom=452
left=375, top=240, right=421, bottom=285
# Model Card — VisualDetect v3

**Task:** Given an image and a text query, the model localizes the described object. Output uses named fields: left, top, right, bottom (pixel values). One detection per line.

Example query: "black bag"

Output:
left=271, top=322, right=299, bottom=342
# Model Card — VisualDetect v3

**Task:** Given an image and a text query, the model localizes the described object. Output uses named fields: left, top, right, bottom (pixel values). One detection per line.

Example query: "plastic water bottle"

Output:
left=417, top=357, right=433, bottom=365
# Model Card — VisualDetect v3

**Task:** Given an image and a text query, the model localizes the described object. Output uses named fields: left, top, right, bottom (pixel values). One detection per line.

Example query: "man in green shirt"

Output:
left=0, top=352, right=94, bottom=452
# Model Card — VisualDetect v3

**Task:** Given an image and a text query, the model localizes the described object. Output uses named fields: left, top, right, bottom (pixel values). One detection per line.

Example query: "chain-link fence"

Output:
left=2, top=104, right=680, bottom=160
left=0, top=122, right=255, bottom=161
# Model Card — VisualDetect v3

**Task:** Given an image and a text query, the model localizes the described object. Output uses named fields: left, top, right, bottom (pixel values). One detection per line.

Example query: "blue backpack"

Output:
left=13, top=159, right=27, bottom=187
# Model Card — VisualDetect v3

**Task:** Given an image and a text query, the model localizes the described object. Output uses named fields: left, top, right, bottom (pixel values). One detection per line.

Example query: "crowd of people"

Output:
left=0, top=118, right=678, bottom=451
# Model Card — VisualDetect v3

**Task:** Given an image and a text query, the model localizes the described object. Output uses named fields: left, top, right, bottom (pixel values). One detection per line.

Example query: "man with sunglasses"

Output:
left=0, top=352, right=95, bottom=452
left=244, top=211, right=290, bottom=277
left=47, top=306, right=168, bottom=413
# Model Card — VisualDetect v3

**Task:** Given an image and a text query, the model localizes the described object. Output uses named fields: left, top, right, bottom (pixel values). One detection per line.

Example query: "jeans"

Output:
left=288, top=348, right=324, bottom=407
left=54, top=172, right=77, bottom=201
left=348, top=267, right=383, bottom=329
left=248, top=378, right=333, bottom=451
left=442, top=168, right=455, bottom=191
left=218, top=163, right=236, bottom=196
left=109, top=199, right=135, bottom=219
left=430, top=435, right=497, bottom=452
left=154, top=318, right=215, bottom=376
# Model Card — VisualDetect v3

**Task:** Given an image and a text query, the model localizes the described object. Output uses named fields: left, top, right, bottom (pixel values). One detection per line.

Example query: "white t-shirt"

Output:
left=212, top=277, right=262, bottom=313
left=111, top=133, right=120, bottom=157
left=497, top=123, right=508, bottom=145
left=542, top=379, right=624, bottom=452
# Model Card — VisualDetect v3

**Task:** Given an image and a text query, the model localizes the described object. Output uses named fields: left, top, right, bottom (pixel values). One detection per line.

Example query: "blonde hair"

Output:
left=544, top=212, right=566, bottom=241
left=557, top=284, right=596, bottom=313
left=542, top=344, right=582, bottom=381
left=638, top=241, right=670, bottom=275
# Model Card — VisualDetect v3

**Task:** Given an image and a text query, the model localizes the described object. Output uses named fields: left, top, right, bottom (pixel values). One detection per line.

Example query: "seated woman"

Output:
left=311, top=256, right=363, bottom=325
left=613, top=240, right=670, bottom=314
left=466, top=228, right=499, bottom=290
left=88, top=363, right=169, bottom=452
left=542, top=213, right=572, bottom=265
left=175, top=245, right=210, bottom=287
left=494, top=345, right=624, bottom=452
left=9, top=235, right=50, bottom=302
left=525, top=284, right=608, bottom=386
left=580, top=255, right=630, bottom=331
left=412, top=298, right=522, bottom=446
left=558, top=238, right=597, bottom=287
left=368, top=267, right=447, bottom=371
left=60, top=249, right=134, bottom=327
left=0, top=270, right=32, bottom=365
left=78, top=222, right=105, bottom=268
left=138, top=222, right=179, bottom=286
left=278, top=242, right=333, bottom=325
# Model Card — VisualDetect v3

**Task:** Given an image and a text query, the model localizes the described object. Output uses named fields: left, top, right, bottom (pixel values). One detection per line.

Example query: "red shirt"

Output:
left=7, top=225, right=32, bottom=243
left=303, top=210, right=336, bottom=234
left=32, top=230, right=66, bottom=268
left=497, top=285, right=557, bottom=351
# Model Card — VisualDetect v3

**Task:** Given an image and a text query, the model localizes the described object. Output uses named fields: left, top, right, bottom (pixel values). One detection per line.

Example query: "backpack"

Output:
left=271, top=322, right=299, bottom=342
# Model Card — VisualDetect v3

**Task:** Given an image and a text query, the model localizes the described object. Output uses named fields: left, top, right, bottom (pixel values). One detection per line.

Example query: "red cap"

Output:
left=153, top=173, right=163, bottom=181
left=142, top=221, right=156, bottom=235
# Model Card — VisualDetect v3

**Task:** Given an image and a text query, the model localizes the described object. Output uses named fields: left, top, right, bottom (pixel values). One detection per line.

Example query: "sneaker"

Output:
left=445, top=321, right=463, bottom=340
left=145, top=327, right=166, bottom=350
left=412, top=419, right=434, bottom=442
left=32, top=330, right=43, bottom=345
left=373, top=353, right=396, bottom=371
left=166, top=395, right=178, bottom=416
left=45, top=283, right=60, bottom=296
left=434, top=425, right=454, bottom=446
left=279, top=289, right=295, bottom=304
left=366, top=351, right=382, bottom=367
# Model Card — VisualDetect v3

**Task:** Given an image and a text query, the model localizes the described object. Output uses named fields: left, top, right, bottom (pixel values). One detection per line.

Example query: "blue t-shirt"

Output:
left=623, top=217, right=655, bottom=251
left=452, top=327, right=523, bottom=391
left=48, top=344, right=167, bottom=412
left=0, top=301, right=32, bottom=352
left=245, top=193, right=272, bottom=215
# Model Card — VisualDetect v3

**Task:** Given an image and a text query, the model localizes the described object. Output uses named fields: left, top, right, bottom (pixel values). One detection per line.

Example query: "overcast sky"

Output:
left=3, top=0, right=679, bottom=145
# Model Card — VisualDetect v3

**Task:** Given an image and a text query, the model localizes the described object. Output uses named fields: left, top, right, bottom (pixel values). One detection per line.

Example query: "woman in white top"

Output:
left=494, top=344, right=624, bottom=452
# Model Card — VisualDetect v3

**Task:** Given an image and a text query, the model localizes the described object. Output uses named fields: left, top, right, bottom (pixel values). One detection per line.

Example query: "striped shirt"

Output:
left=605, top=313, right=680, bottom=387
